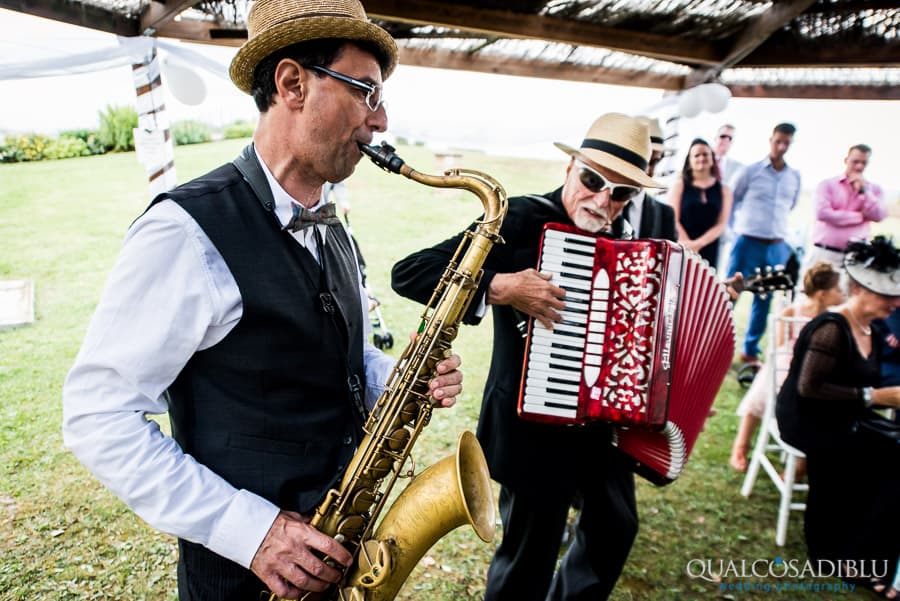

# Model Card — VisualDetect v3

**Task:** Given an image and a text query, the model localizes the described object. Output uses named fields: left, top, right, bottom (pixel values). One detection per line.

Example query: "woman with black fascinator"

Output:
left=776, top=235, right=900, bottom=598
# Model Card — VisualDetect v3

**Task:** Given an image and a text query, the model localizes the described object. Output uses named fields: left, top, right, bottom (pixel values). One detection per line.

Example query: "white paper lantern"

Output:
left=700, top=83, right=732, bottom=113
left=161, top=58, right=207, bottom=106
left=677, top=87, right=702, bottom=118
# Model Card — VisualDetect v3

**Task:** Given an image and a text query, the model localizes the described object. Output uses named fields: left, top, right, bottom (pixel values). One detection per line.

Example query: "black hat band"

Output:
left=581, top=139, right=647, bottom=171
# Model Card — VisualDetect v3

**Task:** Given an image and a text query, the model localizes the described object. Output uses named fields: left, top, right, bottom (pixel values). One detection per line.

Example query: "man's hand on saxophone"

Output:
left=429, top=352, right=464, bottom=408
left=405, top=331, right=464, bottom=408
left=251, top=510, right=353, bottom=599
left=250, top=349, right=464, bottom=599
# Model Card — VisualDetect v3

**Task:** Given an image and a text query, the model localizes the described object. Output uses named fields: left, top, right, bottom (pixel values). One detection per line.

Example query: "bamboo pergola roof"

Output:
left=3, top=0, right=898, bottom=99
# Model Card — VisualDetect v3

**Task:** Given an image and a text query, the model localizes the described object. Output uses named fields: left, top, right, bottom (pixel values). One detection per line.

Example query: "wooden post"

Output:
left=131, top=42, right=176, bottom=198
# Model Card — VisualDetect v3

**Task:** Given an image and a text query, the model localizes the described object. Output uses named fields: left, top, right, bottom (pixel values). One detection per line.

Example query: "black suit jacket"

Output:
left=628, top=192, right=677, bottom=241
left=391, top=188, right=628, bottom=492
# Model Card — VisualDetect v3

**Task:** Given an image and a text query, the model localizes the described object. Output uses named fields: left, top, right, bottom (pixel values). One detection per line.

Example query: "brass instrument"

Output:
left=275, top=142, right=508, bottom=601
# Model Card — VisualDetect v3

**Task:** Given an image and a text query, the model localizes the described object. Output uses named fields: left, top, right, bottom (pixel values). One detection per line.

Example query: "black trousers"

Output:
left=484, top=449, right=638, bottom=601
left=177, top=539, right=267, bottom=601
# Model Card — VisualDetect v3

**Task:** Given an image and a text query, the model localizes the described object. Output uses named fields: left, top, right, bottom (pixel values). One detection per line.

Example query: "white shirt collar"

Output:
left=627, top=190, right=646, bottom=236
left=253, top=146, right=325, bottom=226
left=631, top=190, right=646, bottom=212
left=253, top=146, right=328, bottom=254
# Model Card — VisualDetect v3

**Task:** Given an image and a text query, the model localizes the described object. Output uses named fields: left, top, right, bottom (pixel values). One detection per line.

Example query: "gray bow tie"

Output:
left=284, top=202, right=341, bottom=232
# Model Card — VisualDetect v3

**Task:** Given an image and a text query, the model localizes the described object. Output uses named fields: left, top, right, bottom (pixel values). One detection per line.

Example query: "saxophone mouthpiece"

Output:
left=359, top=141, right=406, bottom=174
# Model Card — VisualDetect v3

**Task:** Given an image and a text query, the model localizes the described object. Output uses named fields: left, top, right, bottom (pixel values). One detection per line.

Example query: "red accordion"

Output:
left=517, top=223, right=735, bottom=484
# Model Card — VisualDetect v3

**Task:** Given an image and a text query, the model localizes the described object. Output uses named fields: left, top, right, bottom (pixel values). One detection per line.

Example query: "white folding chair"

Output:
left=740, top=310, right=809, bottom=546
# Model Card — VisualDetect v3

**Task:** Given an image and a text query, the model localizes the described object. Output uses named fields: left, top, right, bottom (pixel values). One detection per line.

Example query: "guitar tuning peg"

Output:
left=774, top=264, right=785, bottom=271
left=754, top=267, right=762, bottom=274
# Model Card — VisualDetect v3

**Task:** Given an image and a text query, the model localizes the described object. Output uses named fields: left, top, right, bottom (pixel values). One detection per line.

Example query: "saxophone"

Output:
left=275, top=142, right=508, bottom=601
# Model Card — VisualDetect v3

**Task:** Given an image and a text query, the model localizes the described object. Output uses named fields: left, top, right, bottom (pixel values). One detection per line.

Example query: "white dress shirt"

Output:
left=62, top=152, right=395, bottom=570
left=627, top=191, right=646, bottom=237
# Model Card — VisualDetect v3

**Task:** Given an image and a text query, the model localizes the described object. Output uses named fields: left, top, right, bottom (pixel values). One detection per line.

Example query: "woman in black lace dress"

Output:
left=776, top=236, right=900, bottom=598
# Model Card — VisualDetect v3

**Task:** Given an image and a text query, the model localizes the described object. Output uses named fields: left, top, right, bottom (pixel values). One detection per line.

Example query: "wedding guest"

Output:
left=729, top=261, right=843, bottom=472
left=669, top=138, right=732, bottom=268
left=776, top=237, right=900, bottom=595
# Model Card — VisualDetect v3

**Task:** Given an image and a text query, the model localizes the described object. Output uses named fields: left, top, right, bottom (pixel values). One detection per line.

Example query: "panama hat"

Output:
left=555, top=113, right=664, bottom=188
left=843, top=236, right=900, bottom=298
left=229, top=0, right=399, bottom=94
left=636, top=116, right=668, bottom=153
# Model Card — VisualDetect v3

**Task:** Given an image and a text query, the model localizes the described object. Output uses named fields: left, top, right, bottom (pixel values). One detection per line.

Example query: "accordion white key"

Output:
left=517, top=223, right=736, bottom=484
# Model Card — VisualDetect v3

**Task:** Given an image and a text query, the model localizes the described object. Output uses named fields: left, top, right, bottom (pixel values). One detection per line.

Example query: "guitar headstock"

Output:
left=730, top=265, right=794, bottom=297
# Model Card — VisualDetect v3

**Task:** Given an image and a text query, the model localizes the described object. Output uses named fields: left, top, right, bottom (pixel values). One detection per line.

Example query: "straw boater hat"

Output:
left=843, top=236, right=900, bottom=298
left=636, top=116, right=668, bottom=154
left=555, top=113, right=664, bottom=188
left=229, top=0, right=399, bottom=94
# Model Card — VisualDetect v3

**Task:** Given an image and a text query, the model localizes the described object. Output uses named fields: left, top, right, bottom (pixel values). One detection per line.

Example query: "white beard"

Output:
left=572, top=208, right=612, bottom=234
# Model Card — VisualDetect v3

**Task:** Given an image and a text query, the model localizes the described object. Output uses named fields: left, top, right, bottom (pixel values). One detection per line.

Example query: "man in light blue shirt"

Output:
left=726, top=123, right=801, bottom=363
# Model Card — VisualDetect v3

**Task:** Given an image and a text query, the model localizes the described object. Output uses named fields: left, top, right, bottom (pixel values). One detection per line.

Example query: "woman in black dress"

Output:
left=668, top=138, right=733, bottom=269
left=776, top=236, right=900, bottom=597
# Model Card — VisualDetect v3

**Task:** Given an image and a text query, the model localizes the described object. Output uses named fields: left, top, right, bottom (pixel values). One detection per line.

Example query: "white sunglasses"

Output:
left=574, top=161, right=641, bottom=202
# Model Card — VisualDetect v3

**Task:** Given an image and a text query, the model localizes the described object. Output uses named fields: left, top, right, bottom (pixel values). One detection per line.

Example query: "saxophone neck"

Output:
left=359, top=142, right=508, bottom=230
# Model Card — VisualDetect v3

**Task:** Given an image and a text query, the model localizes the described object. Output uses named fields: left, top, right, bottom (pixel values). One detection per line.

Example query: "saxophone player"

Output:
left=392, top=114, right=664, bottom=601
left=61, top=1, right=464, bottom=599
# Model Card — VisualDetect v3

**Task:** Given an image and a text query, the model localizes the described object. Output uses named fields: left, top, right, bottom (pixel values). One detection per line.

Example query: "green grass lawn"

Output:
left=1, top=140, right=889, bottom=600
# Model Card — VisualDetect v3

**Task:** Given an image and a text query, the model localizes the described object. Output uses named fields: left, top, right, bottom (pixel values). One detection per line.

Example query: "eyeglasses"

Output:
left=575, top=161, right=641, bottom=202
left=309, top=65, right=384, bottom=112
left=718, top=134, right=733, bottom=141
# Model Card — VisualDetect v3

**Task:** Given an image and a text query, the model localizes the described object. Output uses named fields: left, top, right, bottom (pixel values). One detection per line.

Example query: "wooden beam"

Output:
left=802, top=0, right=899, bottom=14
left=397, top=47, right=685, bottom=90
left=685, top=0, right=817, bottom=87
left=0, top=0, right=138, bottom=36
left=730, top=83, right=900, bottom=101
left=741, top=42, right=900, bottom=68
left=140, top=1, right=202, bottom=36
left=155, top=19, right=246, bottom=46
left=364, top=0, right=720, bottom=66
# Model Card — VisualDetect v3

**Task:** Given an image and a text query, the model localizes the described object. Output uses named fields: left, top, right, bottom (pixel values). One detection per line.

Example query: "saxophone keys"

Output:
left=399, top=401, right=418, bottom=423
left=363, top=457, right=393, bottom=480
left=386, top=428, right=410, bottom=451
left=336, top=514, right=366, bottom=540
left=354, top=540, right=393, bottom=589
left=349, top=489, right=377, bottom=513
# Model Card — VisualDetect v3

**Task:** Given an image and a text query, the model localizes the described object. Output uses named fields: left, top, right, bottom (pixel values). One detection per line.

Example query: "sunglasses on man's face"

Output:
left=718, top=134, right=733, bottom=141
left=575, top=162, right=641, bottom=202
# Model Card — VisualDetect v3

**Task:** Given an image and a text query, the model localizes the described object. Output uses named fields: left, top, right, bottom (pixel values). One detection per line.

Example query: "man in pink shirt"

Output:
left=803, top=144, right=887, bottom=274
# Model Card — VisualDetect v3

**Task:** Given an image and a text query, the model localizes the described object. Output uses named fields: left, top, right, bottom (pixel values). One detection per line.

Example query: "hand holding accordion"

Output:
left=517, top=224, right=736, bottom=484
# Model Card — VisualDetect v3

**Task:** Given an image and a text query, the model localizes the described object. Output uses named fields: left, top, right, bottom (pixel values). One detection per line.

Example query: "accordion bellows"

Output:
left=518, top=224, right=735, bottom=484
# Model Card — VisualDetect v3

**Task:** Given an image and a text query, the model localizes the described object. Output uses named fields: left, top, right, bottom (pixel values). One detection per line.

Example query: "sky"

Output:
left=1, top=7, right=898, bottom=192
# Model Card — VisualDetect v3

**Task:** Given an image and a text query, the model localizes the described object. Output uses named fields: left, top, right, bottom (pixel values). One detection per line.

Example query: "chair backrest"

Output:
left=764, top=303, right=811, bottom=445
left=766, top=294, right=809, bottom=421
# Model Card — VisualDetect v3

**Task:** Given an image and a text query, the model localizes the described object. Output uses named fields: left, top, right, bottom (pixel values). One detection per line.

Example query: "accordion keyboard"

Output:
left=521, top=228, right=609, bottom=419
